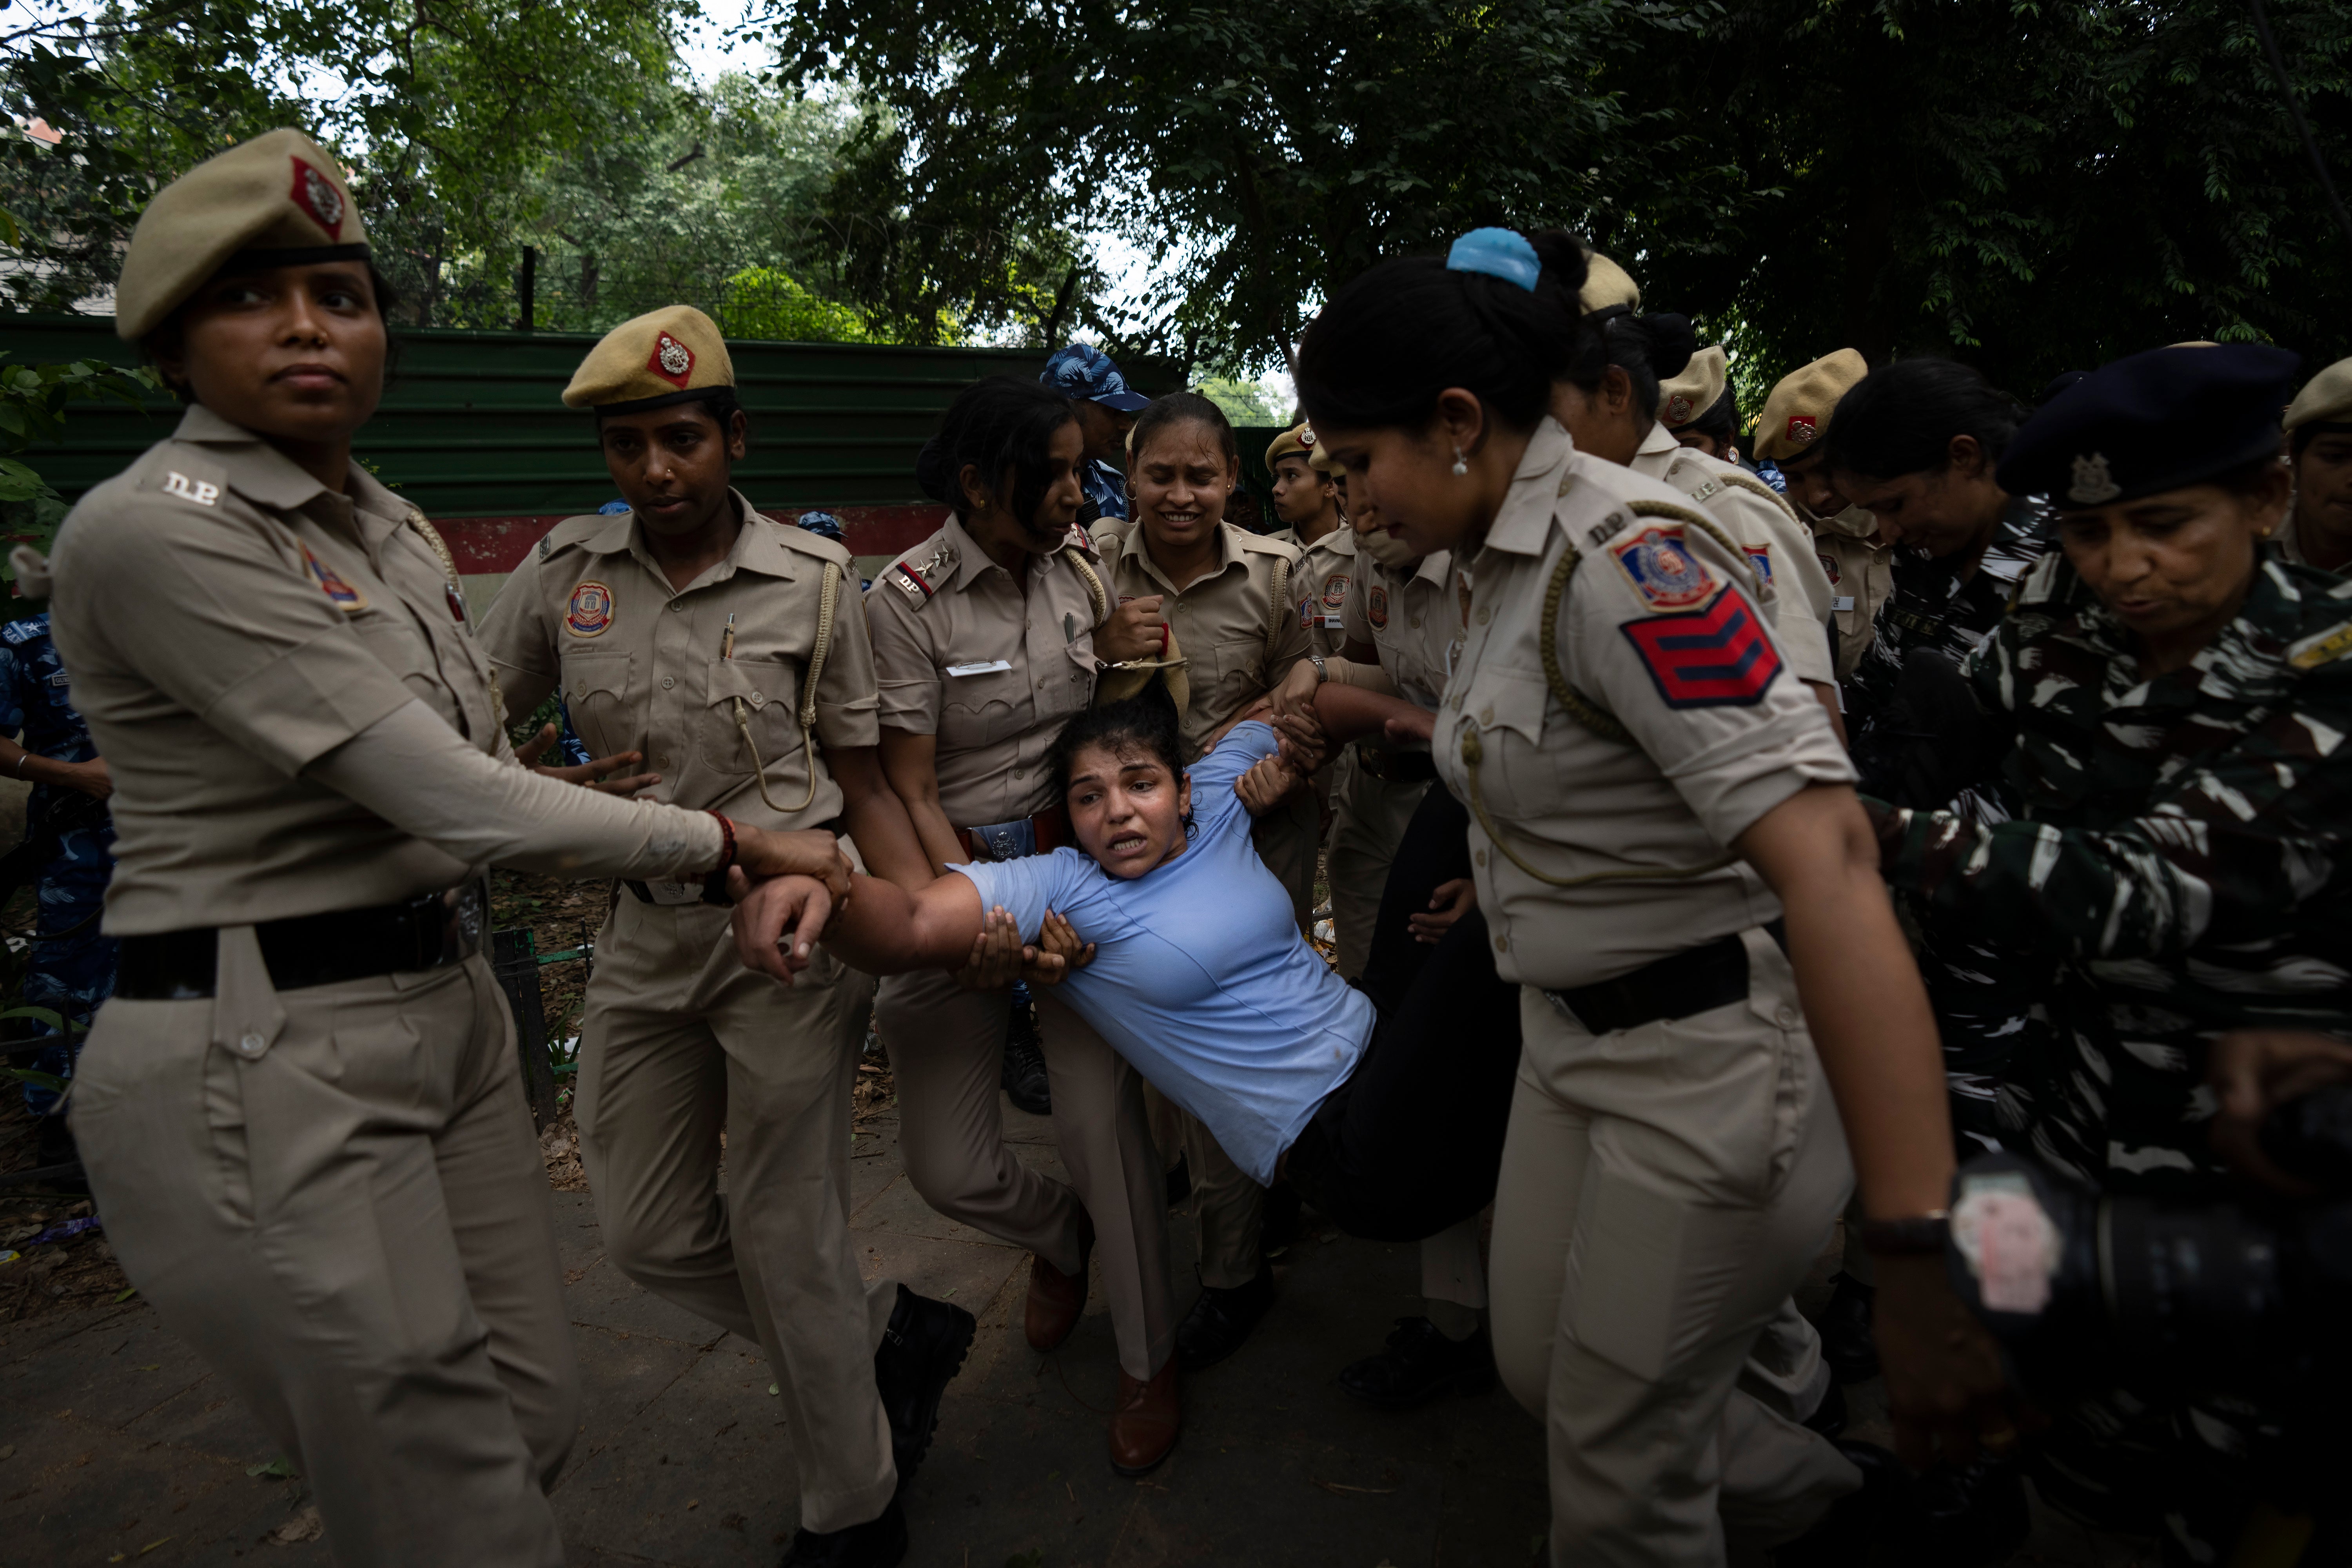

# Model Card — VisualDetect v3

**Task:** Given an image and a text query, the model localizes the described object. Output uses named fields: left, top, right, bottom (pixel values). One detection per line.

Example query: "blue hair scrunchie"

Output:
left=1446, top=228, right=1541, bottom=292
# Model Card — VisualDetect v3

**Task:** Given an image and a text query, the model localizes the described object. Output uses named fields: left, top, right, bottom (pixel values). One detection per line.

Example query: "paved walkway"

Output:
left=3, top=1095, right=2154, bottom=1567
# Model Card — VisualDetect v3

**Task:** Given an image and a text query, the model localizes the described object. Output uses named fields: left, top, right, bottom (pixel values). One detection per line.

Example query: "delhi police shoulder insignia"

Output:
left=647, top=332, right=694, bottom=388
left=566, top=580, right=615, bottom=637
left=1368, top=584, right=1389, bottom=630
left=1619, top=592, right=1782, bottom=710
left=1817, top=552, right=1841, bottom=586
left=1744, top=543, right=1774, bottom=584
left=2068, top=452, right=2122, bottom=506
left=300, top=543, right=367, bottom=612
left=1323, top=574, right=1350, bottom=610
left=1608, top=524, right=1721, bottom=613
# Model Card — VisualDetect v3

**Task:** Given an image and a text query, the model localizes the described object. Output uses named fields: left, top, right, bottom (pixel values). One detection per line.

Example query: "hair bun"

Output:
left=1516, top=228, right=1591, bottom=307
left=913, top=435, right=956, bottom=505
left=1640, top=313, right=1696, bottom=381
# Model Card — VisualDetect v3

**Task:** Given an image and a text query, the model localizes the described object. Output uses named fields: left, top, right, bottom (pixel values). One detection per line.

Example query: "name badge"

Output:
left=1831, top=596, right=1855, bottom=612
left=1321, top=615, right=1344, bottom=630
left=946, top=659, right=1013, bottom=677
left=643, top=880, right=703, bottom=906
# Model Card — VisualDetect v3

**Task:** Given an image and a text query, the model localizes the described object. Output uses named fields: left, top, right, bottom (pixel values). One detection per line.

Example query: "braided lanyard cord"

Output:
left=1459, top=499, right=1748, bottom=890
left=732, top=559, right=842, bottom=815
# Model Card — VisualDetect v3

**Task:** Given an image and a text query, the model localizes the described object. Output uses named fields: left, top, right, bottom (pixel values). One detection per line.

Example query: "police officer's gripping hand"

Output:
left=1382, top=706, right=1436, bottom=750
left=730, top=872, right=834, bottom=986
left=1095, top=594, right=1169, bottom=663
left=733, top=826, right=855, bottom=903
left=951, top=906, right=1024, bottom=991
left=516, top=721, right=661, bottom=796
left=1269, top=657, right=1321, bottom=721
left=1020, top=910, right=1094, bottom=987
left=55, top=756, right=112, bottom=801
left=1873, top=1254, right=2028, bottom=1469
left=2210, top=1029, right=2352, bottom=1196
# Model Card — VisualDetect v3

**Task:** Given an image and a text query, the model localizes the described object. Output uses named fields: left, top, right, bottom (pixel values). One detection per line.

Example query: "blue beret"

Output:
left=1997, top=343, right=2298, bottom=508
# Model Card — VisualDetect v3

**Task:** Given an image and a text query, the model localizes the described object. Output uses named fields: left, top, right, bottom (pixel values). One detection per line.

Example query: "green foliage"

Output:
left=720, top=266, right=871, bottom=343
left=0, top=346, right=155, bottom=573
left=1194, top=376, right=1283, bottom=425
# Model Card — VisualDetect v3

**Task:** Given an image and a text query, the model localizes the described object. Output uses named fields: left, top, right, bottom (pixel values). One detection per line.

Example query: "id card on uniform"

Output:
left=642, top=879, right=704, bottom=905
left=946, top=659, right=1013, bottom=677
left=1831, top=596, right=1856, bottom=612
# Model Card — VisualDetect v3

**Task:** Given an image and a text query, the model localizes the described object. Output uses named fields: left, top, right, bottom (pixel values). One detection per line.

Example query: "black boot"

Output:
left=1770, top=1441, right=1924, bottom=1567
left=1817, top=1272, right=1878, bottom=1384
left=1174, top=1262, right=1274, bottom=1372
left=1000, top=1000, right=1051, bottom=1116
left=1338, top=1317, right=1498, bottom=1410
left=778, top=1498, right=909, bottom=1567
left=872, top=1285, right=975, bottom=1489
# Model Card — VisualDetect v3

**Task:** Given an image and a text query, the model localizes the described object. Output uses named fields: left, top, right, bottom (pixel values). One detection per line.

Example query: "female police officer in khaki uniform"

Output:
left=1296, top=230, right=2009, bottom=1565
left=865, top=376, right=1185, bottom=1473
left=53, top=131, right=849, bottom=1568
left=480, top=307, right=971, bottom=1564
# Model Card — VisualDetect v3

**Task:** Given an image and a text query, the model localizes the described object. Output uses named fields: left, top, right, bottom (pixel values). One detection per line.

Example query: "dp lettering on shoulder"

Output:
left=162, top=471, right=220, bottom=507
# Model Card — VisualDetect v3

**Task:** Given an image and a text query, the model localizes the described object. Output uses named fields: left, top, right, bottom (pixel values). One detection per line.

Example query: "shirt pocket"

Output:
left=348, top=609, right=464, bottom=729
left=561, top=651, right=637, bottom=759
left=1454, top=666, right=1551, bottom=822
left=1208, top=635, right=1268, bottom=720
left=940, top=663, right=1031, bottom=752
left=701, top=656, right=802, bottom=775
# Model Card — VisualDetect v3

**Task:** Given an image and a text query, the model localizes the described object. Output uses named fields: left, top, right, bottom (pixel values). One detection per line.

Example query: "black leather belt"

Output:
left=115, top=888, right=480, bottom=1001
left=1548, top=919, right=1786, bottom=1036
left=1355, top=743, right=1438, bottom=784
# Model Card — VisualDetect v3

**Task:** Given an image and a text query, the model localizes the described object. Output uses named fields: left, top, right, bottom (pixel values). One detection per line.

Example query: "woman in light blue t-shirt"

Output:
left=733, top=689, right=1520, bottom=1243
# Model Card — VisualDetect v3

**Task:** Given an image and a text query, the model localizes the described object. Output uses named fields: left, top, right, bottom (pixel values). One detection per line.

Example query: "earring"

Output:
left=1451, top=444, right=1469, bottom=477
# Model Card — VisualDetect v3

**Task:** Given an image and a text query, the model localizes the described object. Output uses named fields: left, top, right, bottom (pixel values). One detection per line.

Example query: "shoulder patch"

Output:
left=888, top=565, right=933, bottom=603
left=1742, top=543, right=1774, bottom=584
left=301, top=543, right=368, bottom=612
left=1619, top=593, right=1783, bottom=708
left=2288, top=619, right=2352, bottom=671
left=889, top=539, right=958, bottom=604
left=0, top=617, right=44, bottom=647
left=565, top=580, right=614, bottom=637
left=1608, top=524, right=1722, bottom=613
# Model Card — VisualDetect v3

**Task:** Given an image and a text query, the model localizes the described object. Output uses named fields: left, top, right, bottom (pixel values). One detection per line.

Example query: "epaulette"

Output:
left=1235, top=528, right=1302, bottom=562
left=759, top=514, right=855, bottom=569
left=1067, top=521, right=1094, bottom=554
left=535, top=512, right=618, bottom=564
left=883, top=537, right=959, bottom=606
left=0, top=617, right=46, bottom=647
left=2287, top=616, right=2352, bottom=672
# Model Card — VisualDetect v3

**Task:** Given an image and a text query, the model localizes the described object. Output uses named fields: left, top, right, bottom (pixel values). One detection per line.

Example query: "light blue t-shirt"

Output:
left=956, top=722, right=1374, bottom=1183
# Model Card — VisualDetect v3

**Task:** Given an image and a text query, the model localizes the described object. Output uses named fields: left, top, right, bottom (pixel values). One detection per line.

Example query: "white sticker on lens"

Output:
left=1952, top=1172, right=2062, bottom=1314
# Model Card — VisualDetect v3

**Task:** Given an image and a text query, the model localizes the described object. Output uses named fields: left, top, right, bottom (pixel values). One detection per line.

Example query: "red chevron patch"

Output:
left=1618, top=591, right=1782, bottom=709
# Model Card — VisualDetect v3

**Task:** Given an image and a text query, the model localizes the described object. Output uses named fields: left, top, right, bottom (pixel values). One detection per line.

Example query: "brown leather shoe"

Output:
left=1108, top=1359, right=1181, bottom=1476
left=1024, top=1219, right=1093, bottom=1352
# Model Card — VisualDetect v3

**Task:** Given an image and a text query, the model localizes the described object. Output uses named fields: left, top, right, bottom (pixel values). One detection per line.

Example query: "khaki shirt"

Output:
left=1340, top=549, right=1461, bottom=712
left=1286, top=521, right=1358, bottom=660
left=50, top=405, right=508, bottom=933
left=478, top=490, right=875, bottom=833
left=1806, top=508, right=1896, bottom=681
left=1432, top=421, right=1855, bottom=992
left=865, top=512, right=1103, bottom=828
left=1096, top=521, right=1308, bottom=758
left=1630, top=423, right=1836, bottom=689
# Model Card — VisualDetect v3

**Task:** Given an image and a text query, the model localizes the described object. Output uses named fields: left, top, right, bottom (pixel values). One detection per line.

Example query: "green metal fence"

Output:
left=1, top=314, right=1185, bottom=517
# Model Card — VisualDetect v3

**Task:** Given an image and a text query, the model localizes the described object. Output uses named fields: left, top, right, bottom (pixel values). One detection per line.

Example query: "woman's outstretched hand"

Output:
left=515, top=721, right=660, bottom=795
left=953, top=906, right=1026, bottom=991
left=730, top=872, right=835, bottom=985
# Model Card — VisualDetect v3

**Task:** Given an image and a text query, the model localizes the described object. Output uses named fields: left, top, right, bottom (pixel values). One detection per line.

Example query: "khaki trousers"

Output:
left=876, top=969, right=1175, bottom=1379
left=1322, top=749, right=1430, bottom=982
left=71, top=953, right=574, bottom=1568
left=573, top=895, right=898, bottom=1534
left=1250, top=786, right=1322, bottom=935
left=1489, top=931, right=1861, bottom=1566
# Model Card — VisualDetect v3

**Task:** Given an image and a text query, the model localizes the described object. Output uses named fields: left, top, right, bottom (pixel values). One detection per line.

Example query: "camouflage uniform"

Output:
left=1080, top=460, right=1128, bottom=524
left=1845, top=498, right=2055, bottom=1138
left=1867, top=552, right=2352, bottom=1563
left=0, top=613, right=117, bottom=1113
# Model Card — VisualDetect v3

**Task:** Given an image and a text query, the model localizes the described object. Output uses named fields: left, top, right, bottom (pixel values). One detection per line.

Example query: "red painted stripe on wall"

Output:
left=437, top=503, right=950, bottom=574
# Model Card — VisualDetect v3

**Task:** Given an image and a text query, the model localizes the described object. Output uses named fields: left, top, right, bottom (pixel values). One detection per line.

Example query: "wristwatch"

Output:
left=1307, top=652, right=1329, bottom=684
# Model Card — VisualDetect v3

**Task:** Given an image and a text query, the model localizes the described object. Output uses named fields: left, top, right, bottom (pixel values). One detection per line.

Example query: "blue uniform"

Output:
left=1080, top=459, right=1129, bottom=523
left=0, top=614, right=116, bottom=1112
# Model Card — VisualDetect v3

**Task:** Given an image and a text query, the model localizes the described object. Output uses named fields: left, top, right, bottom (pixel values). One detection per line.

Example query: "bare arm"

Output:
left=0, top=738, right=109, bottom=799
left=878, top=725, right=965, bottom=877
left=1307, top=680, right=1434, bottom=748
left=827, top=741, right=934, bottom=891
left=731, top=867, right=987, bottom=985
left=1734, top=781, right=2009, bottom=1467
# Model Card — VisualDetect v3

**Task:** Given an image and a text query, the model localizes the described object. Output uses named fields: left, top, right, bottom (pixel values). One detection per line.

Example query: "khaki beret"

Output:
left=1309, top=440, right=1339, bottom=475
left=562, top=306, right=735, bottom=413
left=2285, top=356, right=2352, bottom=433
left=1579, top=248, right=1641, bottom=314
left=1755, top=349, right=1869, bottom=462
left=1265, top=423, right=1319, bottom=469
left=115, top=127, right=367, bottom=342
left=1658, top=345, right=1728, bottom=429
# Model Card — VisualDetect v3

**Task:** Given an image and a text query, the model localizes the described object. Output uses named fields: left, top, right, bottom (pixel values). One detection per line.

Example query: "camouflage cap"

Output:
left=2285, top=355, right=2352, bottom=433
left=1657, top=345, right=1728, bottom=429
left=1265, top=423, right=1319, bottom=468
left=563, top=306, right=734, bottom=413
left=1042, top=343, right=1151, bottom=412
left=1755, top=349, right=1869, bottom=462
left=115, top=127, right=367, bottom=342
left=1579, top=248, right=1641, bottom=314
